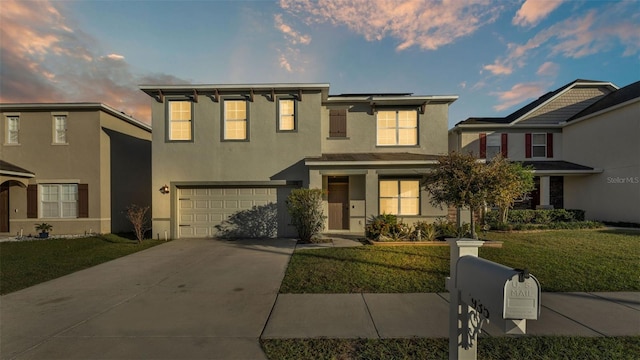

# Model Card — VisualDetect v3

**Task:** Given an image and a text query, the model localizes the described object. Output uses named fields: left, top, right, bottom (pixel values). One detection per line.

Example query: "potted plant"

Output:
left=35, top=223, right=53, bottom=238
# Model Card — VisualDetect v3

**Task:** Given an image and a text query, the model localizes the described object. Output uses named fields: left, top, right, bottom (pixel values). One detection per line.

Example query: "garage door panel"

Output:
left=178, top=187, right=278, bottom=238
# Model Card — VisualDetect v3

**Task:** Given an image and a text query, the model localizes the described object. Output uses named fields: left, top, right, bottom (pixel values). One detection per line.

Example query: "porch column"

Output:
left=365, top=170, right=378, bottom=219
left=539, top=176, right=551, bottom=207
left=308, top=169, right=322, bottom=189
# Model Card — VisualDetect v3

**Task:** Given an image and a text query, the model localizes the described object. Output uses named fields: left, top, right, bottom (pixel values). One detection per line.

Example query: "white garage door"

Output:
left=178, top=187, right=277, bottom=238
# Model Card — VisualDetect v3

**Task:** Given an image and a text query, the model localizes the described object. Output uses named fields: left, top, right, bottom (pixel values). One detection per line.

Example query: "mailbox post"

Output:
left=447, top=238, right=541, bottom=360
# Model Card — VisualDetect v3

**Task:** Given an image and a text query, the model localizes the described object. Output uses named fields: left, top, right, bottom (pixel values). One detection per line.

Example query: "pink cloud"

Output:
left=274, top=14, right=311, bottom=45
left=536, top=61, right=559, bottom=76
left=279, top=0, right=503, bottom=51
left=487, top=2, right=639, bottom=76
left=0, top=0, right=186, bottom=124
left=513, top=0, right=564, bottom=27
left=491, top=82, right=546, bottom=111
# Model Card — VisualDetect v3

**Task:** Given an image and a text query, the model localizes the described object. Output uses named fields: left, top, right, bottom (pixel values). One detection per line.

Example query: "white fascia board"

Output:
left=453, top=124, right=563, bottom=130
left=0, top=170, right=35, bottom=178
left=140, top=83, right=330, bottom=91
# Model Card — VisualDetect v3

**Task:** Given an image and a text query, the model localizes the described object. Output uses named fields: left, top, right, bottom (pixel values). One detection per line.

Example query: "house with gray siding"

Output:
left=141, top=84, right=457, bottom=239
left=449, top=79, right=639, bottom=223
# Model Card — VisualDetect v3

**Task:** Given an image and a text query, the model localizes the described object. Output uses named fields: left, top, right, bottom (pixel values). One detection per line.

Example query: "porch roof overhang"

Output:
left=0, top=160, right=35, bottom=178
left=305, top=153, right=440, bottom=166
left=520, top=161, right=602, bottom=176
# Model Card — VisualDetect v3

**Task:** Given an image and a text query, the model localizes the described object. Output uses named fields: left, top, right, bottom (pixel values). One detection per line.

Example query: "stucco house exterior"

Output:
left=449, top=79, right=639, bottom=223
left=140, top=83, right=457, bottom=239
left=0, top=103, right=152, bottom=236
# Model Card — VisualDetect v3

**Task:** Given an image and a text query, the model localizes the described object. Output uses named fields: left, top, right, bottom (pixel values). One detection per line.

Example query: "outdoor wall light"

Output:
left=160, top=184, right=170, bottom=194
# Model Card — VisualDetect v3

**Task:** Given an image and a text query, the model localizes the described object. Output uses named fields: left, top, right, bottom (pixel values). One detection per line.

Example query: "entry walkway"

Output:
left=263, top=292, right=640, bottom=339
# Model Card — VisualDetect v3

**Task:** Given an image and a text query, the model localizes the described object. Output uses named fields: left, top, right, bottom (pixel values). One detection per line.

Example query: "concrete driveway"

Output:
left=0, top=238, right=296, bottom=360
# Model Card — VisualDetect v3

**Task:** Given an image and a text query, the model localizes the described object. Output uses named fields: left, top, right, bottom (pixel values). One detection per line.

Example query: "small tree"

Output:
left=126, top=204, right=150, bottom=244
left=485, top=156, right=535, bottom=223
left=422, top=152, right=490, bottom=239
left=286, top=188, right=325, bottom=243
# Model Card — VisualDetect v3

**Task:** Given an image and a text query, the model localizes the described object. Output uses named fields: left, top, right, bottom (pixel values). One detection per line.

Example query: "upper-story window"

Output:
left=53, top=115, right=67, bottom=144
left=377, top=110, right=417, bottom=146
left=278, top=98, right=297, bottom=132
left=379, top=179, right=420, bottom=215
left=532, top=133, right=547, bottom=157
left=224, top=99, right=248, bottom=140
left=525, top=133, right=553, bottom=158
left=6, top=116, right=19, bottom=144
left=41, top=184, right=77, bottom=218
left=168, top=100, right=192, bottom=141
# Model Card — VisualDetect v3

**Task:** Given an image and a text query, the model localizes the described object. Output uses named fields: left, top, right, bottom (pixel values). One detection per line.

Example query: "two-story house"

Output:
left=140, top=84, right=457, bottom=239
left=0, top=103, right=152, bottom=236
left=449, top=79, right=639, bottom=223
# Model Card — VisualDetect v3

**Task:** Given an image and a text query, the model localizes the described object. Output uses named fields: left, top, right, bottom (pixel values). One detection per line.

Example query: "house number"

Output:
left=470, top=297, right=490, bottom=319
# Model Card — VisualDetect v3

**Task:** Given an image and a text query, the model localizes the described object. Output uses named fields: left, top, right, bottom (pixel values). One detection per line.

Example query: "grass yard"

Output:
left=280, top=229, right=640, bottom=293
left=0, top=234, right=166, bottom=295
left=261, top=336, right=640, bottom=360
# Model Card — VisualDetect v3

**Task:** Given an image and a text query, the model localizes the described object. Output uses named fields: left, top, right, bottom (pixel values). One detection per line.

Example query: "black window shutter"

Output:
left=27, top=185, right=37, bottom=218
left=78, top=184, right=89, bottom=218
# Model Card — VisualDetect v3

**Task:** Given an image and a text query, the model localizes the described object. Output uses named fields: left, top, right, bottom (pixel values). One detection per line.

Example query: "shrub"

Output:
left=433, top=218, right=458, bottom=238
left=412, top=221, right=437, bottom=241
left=286, top=189, right=325, bottom=243
left=567, top=209, right=586, bottom=221
left=533, top=210, right=552, bottom=224
left=365, top=214, right=398, bottom=240
left=125, top=204, right=150, bottom=244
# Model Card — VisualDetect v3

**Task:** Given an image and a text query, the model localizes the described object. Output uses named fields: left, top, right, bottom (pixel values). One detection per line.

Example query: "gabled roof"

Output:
left=454, top=79, right=617, bottom=127
left=0, top=103, right=151, bottom=132
left=567, top=80, right=640, bottom=122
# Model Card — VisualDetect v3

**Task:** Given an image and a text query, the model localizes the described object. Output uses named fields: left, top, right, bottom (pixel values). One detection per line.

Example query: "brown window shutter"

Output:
left=501, top=133, right=508, bottom=157
left=546, top=133, right=553, bottom=158
left=329, top=109, right=347, bottom=137
left=525, top=133, right=532, bottom=158
left=479, top=133, right=486, bottom=158
left=27, top=184, right=38, bottom=218
left=78, top=184, right=89, bottom=218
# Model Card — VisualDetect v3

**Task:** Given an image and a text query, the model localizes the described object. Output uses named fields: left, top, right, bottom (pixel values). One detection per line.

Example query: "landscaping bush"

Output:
left=412, top=221, right=437, bottom=241
left=567, top=209, right=585, bottom=221
left=433, top=218, right=458, bottom=239
left=286, top=188, right=325, bottom=243
left=365, top=214, right=397, bottom=240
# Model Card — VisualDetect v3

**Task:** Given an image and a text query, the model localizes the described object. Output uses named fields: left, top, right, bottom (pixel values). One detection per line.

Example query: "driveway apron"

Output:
left=0, top=238, right=296, bottom=360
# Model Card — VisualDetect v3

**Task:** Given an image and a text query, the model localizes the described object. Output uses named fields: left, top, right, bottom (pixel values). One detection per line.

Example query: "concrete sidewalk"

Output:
left=263, top=292, right=640, bottom=339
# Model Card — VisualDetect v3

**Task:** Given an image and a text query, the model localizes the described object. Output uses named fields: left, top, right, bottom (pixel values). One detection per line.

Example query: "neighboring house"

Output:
left=0, top=103, right=152, bottom=236
left=140, top=84, right=457, bottom=239
left=449, top=79, right=639, bottom=223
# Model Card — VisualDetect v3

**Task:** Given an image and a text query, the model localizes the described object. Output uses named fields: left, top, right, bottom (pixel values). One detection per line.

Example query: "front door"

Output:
left=328, top=178, right=349, bottom=230
left=0, top=182, right=9, bottom=233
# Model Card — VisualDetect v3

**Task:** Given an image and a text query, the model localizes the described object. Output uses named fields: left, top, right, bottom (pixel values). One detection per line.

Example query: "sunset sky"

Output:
left=1, top=0, right=638, bottom=128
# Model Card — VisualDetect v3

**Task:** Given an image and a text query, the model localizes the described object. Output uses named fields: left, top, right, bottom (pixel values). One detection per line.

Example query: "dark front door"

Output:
left=1, top=183, right=9, bottom=232
left=328, top=179, right=349, bottom=230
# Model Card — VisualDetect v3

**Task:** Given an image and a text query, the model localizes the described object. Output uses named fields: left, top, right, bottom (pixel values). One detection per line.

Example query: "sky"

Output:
left=1, top=0, right=638, bottom=128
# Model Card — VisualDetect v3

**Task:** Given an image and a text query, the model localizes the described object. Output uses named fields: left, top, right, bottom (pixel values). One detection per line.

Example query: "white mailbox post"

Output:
left=447, top=238, right=541, bottom=360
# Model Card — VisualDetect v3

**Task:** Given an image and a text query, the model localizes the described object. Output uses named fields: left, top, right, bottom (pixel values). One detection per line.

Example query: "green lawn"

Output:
left=262, top=336, right=640, bottom=360
left=280, top=229, right=640, bottom=293
left=0, top=234, right=166, bottom=295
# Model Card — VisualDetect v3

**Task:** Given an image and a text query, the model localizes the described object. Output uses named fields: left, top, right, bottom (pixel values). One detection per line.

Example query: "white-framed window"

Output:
left=377, top=110, right=417, bottom=146
left=532, top=133, right=546, bottom=158
left=168, top=100, right=192, bottom=141
left=379, top=179, right=420, bottom=215
left=53, top=115, right=67, bottom=144
left=278, top=98, right=296, bottom=131
left=6, top=116, right=19, bottom=144
left=41, top=184, right=78, bottom=218
left=224, top=99, right=248, bottom=140
left=486, top=133, right=501, bottom=159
